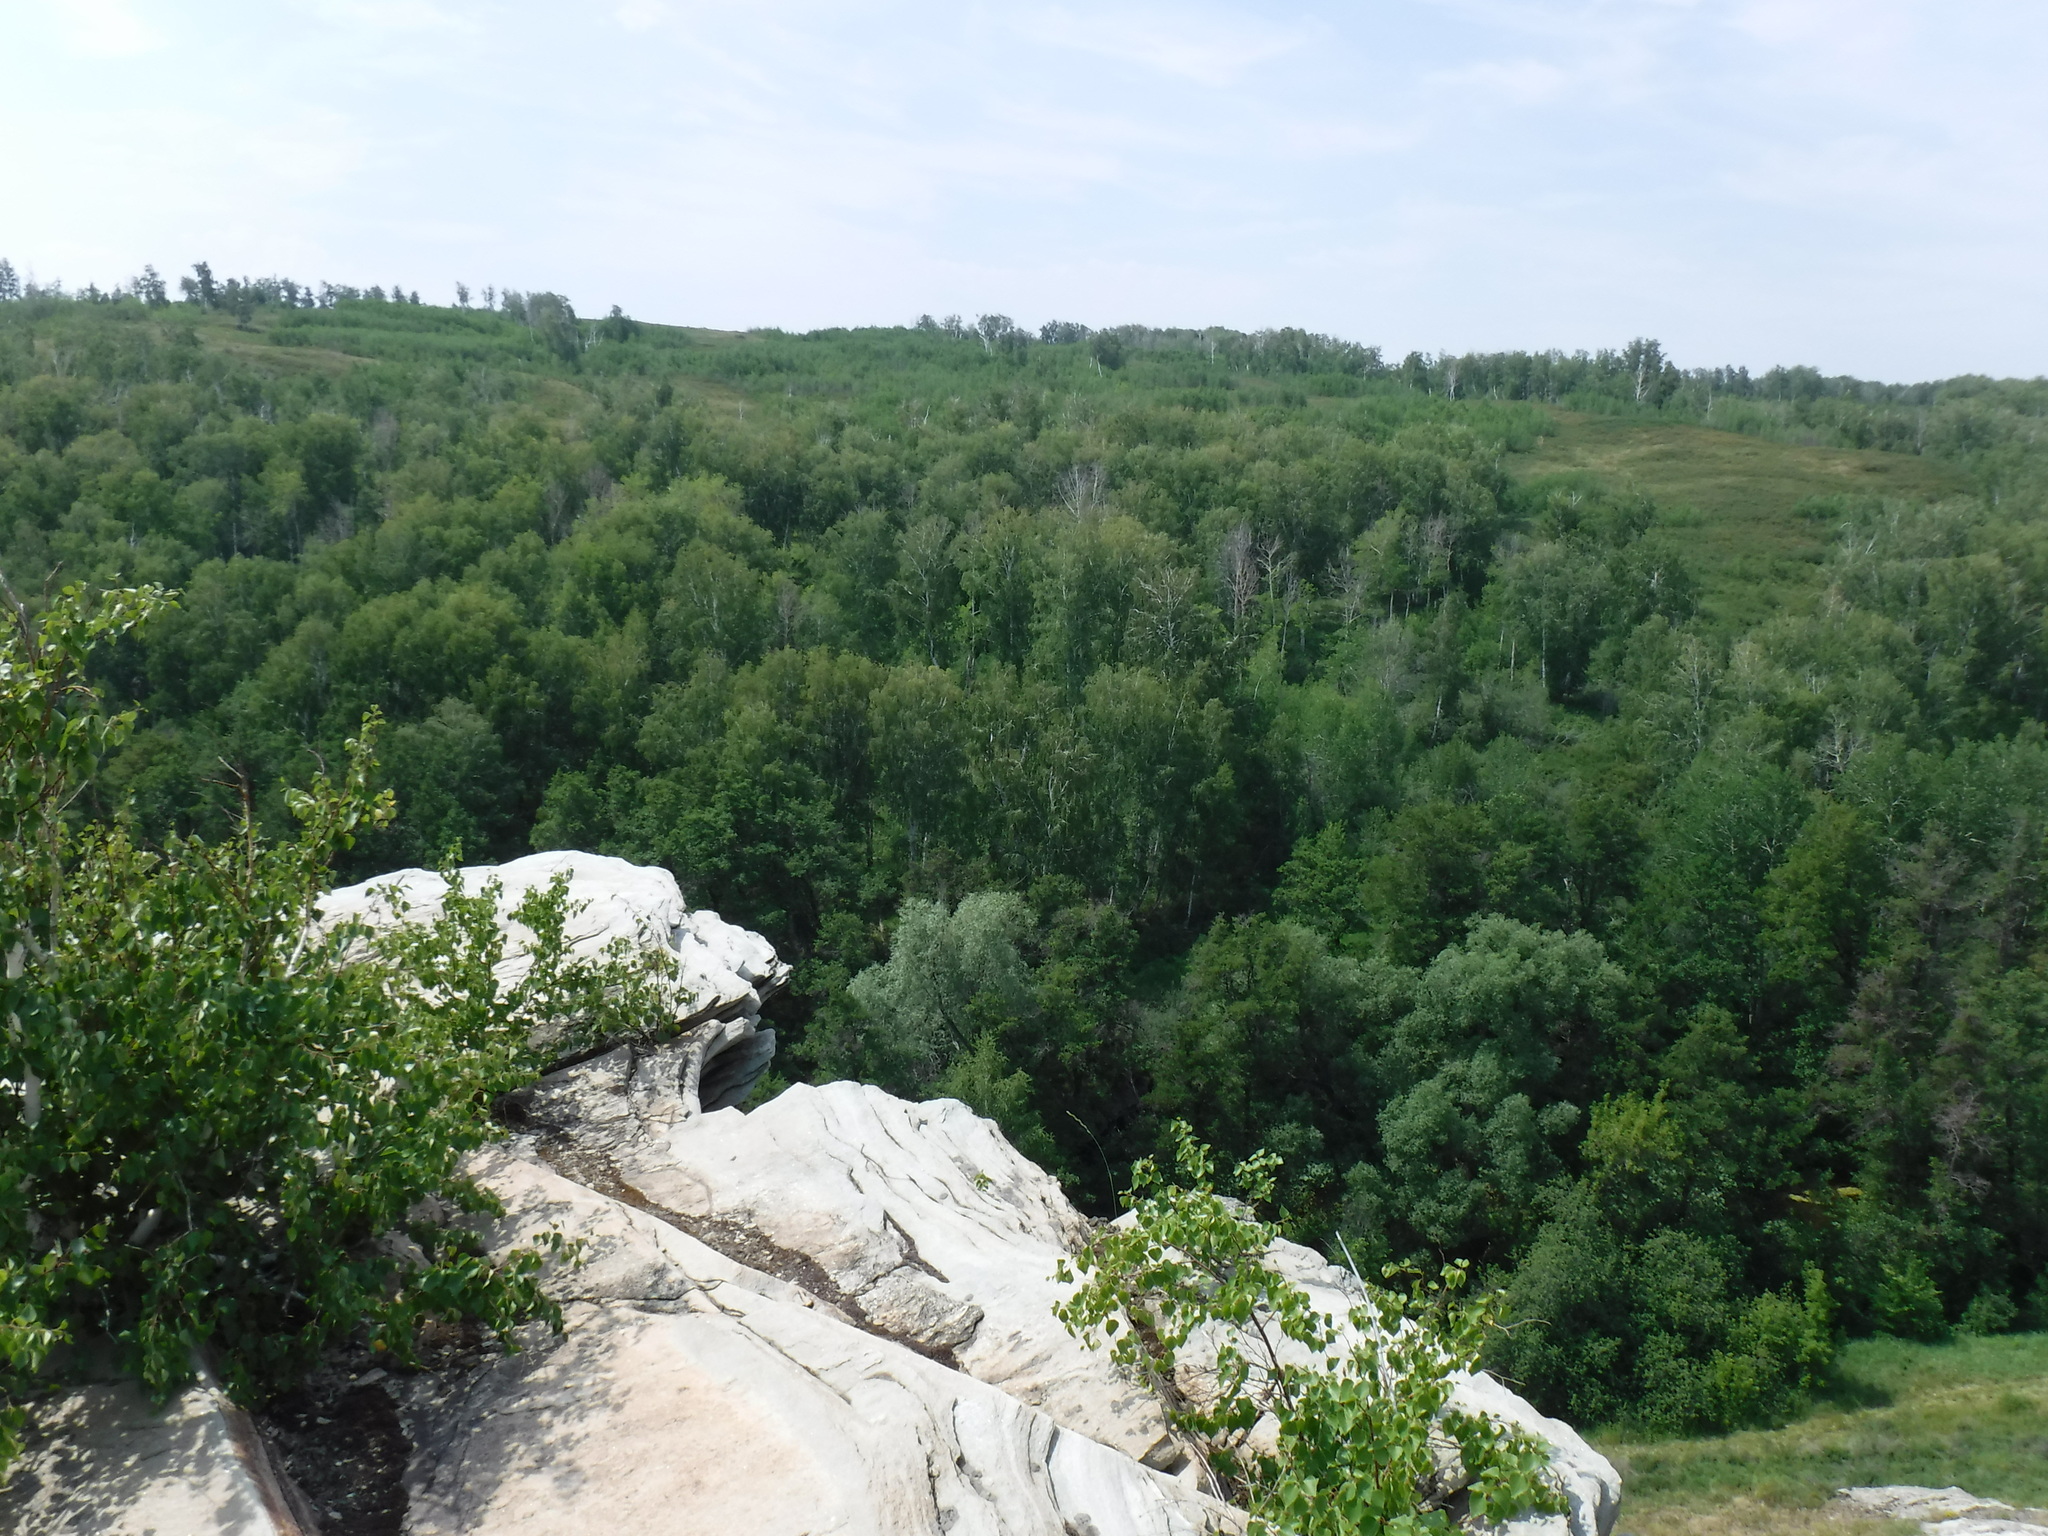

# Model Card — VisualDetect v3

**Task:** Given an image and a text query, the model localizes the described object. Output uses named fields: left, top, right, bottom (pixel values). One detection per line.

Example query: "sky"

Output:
left=3, top=0, right=2045, bottom=381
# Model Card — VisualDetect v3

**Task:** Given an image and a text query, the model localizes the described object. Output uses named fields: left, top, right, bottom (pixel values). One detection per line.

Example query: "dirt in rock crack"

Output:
left=261, top=1374, right=410, bottom=1535
left=533, top=1133, right=968, bottom=1373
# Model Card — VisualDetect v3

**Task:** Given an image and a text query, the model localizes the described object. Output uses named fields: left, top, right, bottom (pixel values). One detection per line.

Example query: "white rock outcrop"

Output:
left=0, top=1366, right=315, bottom=1535
left=319, top=850, right=790, bottom=1113
left=516, top=1063, right=1618, bottom=1536
left=1837, top=1487, right=2048, bottom=1536
left=16, top=854, right=1622, bottom=1536
left=579, top=1076, right=1184, bottom=1470
left=404, top=1146, right=1237, bottom=1536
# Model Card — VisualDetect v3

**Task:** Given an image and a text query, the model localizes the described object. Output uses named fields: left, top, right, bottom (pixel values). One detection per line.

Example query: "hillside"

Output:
left=3, top=280, right=2047, bottom=1438
left=1512, top=412, right=1970, bottom=629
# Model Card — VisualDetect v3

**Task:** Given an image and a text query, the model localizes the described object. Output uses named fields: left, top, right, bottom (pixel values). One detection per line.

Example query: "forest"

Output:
left=3, top=265, right=2046, bottom=1434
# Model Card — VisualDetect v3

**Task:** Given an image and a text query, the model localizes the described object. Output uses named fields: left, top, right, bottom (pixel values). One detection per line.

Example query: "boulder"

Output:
left=318, top=850, right=790, bottom=1113
left=1836, top=1487, right=2048, bottom=1536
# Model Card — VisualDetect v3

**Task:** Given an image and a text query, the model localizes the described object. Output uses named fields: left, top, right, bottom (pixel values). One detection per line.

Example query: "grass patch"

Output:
left=1509, top=412, right=1969, bottom=631
left=1596, top=1334, right=2048, bottom=1536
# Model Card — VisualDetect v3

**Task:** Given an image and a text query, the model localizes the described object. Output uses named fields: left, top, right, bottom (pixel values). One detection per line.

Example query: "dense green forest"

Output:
left=4, top=266, right=2047, bottom=1433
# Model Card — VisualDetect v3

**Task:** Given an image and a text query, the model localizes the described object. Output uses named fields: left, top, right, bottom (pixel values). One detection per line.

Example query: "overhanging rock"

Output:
left=318, top=850, right=789, bottom=1114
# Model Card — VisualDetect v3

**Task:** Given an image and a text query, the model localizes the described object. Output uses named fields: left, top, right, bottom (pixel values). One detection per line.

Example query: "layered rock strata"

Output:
left=404, top=1145, right=1237, bottom=1536
left=498, top=1046, right=1618, bottom=1536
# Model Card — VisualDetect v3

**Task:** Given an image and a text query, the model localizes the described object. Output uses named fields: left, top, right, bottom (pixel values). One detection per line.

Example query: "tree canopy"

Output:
left=4, top=267, right=2048, bottom=1432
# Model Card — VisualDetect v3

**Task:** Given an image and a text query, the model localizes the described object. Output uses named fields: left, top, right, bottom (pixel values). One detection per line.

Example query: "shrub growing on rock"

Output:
left=1055, top=1121, right=1564, bottom=1536
left=0, top=583, right=640, bottom=1472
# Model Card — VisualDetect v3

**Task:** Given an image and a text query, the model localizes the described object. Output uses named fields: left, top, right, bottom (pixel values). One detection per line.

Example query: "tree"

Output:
left=1155, top=916, right=1375, bottom=1196
left=1623, top=338, right=1670, bottom=404
left=1631, top=750, right=1811, bottom=1014
left=0, top=261, right=21, bottom=303
left=869, top=665, right=967, bottom=863
left=179, top=261, right=218, bottom=308
left=891, top=515, right=959, bottom=665
left=1760, top=798, right=1884, bottom=1033
left=845, top=891, right=1035, bottom=1089
left=1374, top=918, right=1640, bottom=1256
left=956, top=507, right=1042, bottom=673
left=522, top=292, right=581, bottom=363
left=974, top=313, right=1018, bottom=354
left=1360, top=802, right=1492, bottom=964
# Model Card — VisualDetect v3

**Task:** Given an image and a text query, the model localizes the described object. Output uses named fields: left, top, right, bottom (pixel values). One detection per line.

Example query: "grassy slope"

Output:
left=1596, top=1334, right=2048, bottom=1536
left=1510, top=412, right=1969, bottom=630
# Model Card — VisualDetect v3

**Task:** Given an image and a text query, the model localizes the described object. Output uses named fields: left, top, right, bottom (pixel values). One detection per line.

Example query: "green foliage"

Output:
left=1054, top=1123, right=1565, bottom=1534
left=843, top=890, right=1034, bottom=1087
left=1958, top=1289, right=2018, bottom=1337
left=1875, top=1260, right=1951, bottom=1342
left=1152, top=915, right=1374, bottom=1205
left=1635, top=1265, right=1837, bottom=1432
left=0, top=584, right=644, bottom=1472
left=1485, top=1005, right=1836, bottom=1433
left=5, top=290, right=2048, bottom=1430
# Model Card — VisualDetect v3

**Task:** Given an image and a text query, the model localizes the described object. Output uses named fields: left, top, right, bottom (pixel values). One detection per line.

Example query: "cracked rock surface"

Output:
left=626, top=1080, right=1185, bottom=1472
left=405, top=1147, right=1237, bottom=1536
left=458, top=1061, right=1618, bottom=1536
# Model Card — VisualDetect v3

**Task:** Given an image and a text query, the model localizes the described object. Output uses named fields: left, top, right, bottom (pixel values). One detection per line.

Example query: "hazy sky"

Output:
left=5, top=0, right=2044, bottom=380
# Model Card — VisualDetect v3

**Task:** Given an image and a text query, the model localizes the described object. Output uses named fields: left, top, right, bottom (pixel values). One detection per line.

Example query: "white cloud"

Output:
left=52, top=0, right=164, bottom=56
left=1428, top=57, right=1570, bottom=106
left=1272, top=116, right=1414, bottom=158
left=1724, top=133, right=1944, bottom=211
left=298, top=0, right=478, bottom=32
left=1017, top=5, right=1305, bottom=87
